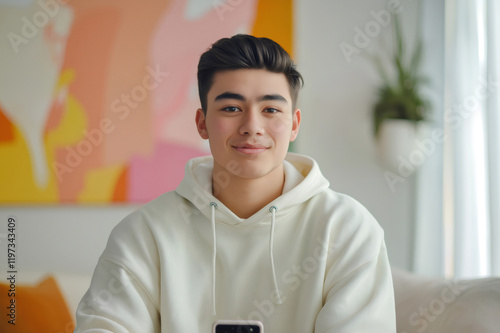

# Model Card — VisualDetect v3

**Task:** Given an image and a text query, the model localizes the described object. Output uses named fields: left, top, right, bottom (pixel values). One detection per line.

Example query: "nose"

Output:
left=239, top=109, right=264, bottom=136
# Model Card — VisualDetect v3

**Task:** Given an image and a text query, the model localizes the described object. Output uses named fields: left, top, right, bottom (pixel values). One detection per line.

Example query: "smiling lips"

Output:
left=232, top=143, right=269, bottom=155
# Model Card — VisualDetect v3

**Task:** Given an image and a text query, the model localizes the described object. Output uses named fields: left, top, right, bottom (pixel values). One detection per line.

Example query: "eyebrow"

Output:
left=214, top=92, right=245, bottom=101
left=214, top=92, right=288, bottom=104
left=258, top=94, right=288, bottom=103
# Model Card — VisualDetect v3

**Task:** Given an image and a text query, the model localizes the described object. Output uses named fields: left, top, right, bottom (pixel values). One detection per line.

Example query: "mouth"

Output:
left=232, top=144, right=269, bottom=155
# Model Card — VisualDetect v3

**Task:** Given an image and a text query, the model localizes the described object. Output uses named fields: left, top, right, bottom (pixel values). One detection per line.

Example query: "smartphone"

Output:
left=212, top=320, right=263, bottom=333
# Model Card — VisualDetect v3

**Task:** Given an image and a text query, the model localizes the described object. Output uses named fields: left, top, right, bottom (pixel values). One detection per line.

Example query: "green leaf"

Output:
left=371, top=12, right=431, bottom=137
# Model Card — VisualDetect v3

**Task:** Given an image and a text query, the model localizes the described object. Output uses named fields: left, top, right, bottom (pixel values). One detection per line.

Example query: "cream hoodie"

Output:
left=75, top=153, right=396, bottom=332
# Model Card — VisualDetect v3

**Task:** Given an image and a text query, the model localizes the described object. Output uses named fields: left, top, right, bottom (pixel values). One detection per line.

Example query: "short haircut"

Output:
left=197, top=34, right=304, bottom=113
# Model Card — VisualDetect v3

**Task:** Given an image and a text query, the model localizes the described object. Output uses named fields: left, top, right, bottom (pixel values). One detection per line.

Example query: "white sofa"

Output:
left=392, top=267, right=500, bottom=333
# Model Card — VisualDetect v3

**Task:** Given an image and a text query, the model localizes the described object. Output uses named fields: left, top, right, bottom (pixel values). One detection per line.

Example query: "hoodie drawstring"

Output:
left=209, top=203, right=282, bottom=317
left=269, top=206, right=283, bottom=304
left=210, top=202, right=218, bottom=316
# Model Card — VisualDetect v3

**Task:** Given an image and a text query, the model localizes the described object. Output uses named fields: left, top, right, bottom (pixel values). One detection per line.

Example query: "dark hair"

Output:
left=197, top=34, right=303, bottom=113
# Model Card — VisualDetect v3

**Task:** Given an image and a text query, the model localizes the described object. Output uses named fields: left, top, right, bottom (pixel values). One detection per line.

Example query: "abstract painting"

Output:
left=0, top=0, right=293, bottom=203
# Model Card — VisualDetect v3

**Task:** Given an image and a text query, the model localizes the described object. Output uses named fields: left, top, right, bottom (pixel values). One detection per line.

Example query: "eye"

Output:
left=221, top=106, right=241, bottom=112
left=264, top=108, right=281, bottom=114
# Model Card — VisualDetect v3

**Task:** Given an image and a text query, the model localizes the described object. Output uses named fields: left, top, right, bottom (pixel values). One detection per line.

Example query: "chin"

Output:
left=237, top=163, right=282, bottom=180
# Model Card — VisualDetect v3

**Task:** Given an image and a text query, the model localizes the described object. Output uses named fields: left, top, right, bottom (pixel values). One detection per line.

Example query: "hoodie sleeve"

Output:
left=74, top=213, right=161, bottom=333
left=315, top=239, right=396, bottom=332
left=314, top=194, right=396, bottom=333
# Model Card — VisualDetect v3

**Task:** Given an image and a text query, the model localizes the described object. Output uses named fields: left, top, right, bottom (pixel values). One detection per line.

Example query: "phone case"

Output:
left=212, top=319, right=264, bottom=333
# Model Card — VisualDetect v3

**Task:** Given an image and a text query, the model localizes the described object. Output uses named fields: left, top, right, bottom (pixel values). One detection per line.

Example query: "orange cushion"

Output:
left=0, top=275, right=75, bottom=333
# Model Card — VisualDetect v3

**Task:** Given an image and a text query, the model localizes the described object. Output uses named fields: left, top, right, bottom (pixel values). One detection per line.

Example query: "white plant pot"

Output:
left=377, top=119, right=426, bottom=176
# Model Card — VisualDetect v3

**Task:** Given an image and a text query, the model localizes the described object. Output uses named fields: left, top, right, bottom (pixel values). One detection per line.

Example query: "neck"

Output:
left=212, top=164, right=285, bottom=219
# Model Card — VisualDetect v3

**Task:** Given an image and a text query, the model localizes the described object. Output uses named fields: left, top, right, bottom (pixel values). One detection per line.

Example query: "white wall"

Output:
left=0, top=206, right=137, bottom=276
left=0, top=0, right=437, bottom=279
left=295, top=0, right=425, bottom=269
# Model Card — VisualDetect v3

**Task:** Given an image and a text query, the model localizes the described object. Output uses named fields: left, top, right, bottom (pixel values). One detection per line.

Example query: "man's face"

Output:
left=196, top=68, right=301, bottom=180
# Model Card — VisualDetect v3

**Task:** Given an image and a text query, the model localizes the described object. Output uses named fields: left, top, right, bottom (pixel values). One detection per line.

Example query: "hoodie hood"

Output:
left=175, top=152, right=330, bottom=226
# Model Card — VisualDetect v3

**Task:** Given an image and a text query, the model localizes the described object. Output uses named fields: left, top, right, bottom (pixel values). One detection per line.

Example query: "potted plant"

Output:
left=372, top=16, right=430, bottom=172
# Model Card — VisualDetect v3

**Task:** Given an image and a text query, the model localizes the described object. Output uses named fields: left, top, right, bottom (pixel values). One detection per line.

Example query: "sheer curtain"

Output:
left=414, top=0, right=500, bottom=278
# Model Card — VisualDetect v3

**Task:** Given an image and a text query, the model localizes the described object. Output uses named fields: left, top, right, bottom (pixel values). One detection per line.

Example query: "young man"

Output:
left=75, top=34, right=396, bottom=332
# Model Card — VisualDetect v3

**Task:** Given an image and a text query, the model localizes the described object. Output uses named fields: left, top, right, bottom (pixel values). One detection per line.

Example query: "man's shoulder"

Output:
left=309, top=188, right=384, bottom=239
left=111, top=191, right=186, bottom=237
left=101, top=191, right=188, bottom=262
left=310, top=189, right=386, bottom=278
left=139, top=190, right=186, bottom=215
left=312, top=188, right=376, bottom=217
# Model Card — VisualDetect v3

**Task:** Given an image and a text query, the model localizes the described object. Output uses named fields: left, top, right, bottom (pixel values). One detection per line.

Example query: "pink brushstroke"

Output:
left=128, top=141, right=208, bottom=202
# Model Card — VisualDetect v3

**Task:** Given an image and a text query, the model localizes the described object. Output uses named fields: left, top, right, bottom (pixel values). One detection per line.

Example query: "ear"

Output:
left=195, top=108, right=209, bottom=139
left=289, top=108, right=301, bottom=142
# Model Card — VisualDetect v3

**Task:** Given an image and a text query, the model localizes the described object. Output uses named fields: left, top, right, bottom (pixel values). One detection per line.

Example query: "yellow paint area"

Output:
left=0, top=69, right=87, bottom=203
left=0, top=124, right=58, bottom=203
left=77, top=164, right=125, bottom=203
left=252, top=0, right=294, bottom=57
